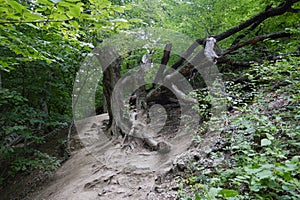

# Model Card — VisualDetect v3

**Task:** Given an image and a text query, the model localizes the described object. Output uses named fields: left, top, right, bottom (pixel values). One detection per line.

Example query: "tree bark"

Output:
left=95, top=46, right=122, bottom=133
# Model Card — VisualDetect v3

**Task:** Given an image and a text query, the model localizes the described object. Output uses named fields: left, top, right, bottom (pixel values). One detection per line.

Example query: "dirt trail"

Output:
left=30, top=113, right=199, bottom=200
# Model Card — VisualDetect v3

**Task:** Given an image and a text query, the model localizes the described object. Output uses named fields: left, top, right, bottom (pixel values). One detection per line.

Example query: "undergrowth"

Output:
left=179, top=56, right=300, bottom=199
left=0, top=89, right=64, bottom=186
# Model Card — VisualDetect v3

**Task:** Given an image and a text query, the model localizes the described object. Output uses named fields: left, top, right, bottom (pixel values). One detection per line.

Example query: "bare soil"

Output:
left=1, top=112, right=223, bottom=200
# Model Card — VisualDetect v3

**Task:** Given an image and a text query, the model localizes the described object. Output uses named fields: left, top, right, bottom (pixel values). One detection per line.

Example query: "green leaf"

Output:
left=111, top=18, right=128, bottom=23
left=68, top=6, right=81, bottom=17
left=23, top=11, right=44, bottom=21
left=256, top=169, right=273, bottom=180
left=7, top=0, right=25, bottom=13
left=265, top=133, right=274, bottom=140
left=282, top=185, right=293, bottom=192
left=195, top=192, right=201, bottom=200
left=65, top=0, right=80, bottom=2
left=38, top=0, right=55, bottom=6
left=219, top=189, right=238, bottom=198
left=69, top=20, right=79, bottom=28
left=50, top=12, right=68, bottom=20
left=261, top=138, right=271, bottom=146
left=208, top=187, right=222, bottom=198
left=290, top=156, right=300, bottom=164
left=0, top=60, right=14, bottom=70
left=114, top=6, right=125, bottom=13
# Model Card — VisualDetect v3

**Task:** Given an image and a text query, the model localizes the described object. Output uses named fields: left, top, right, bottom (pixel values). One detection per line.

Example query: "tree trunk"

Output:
left=95, top=46, right=122, bottom=136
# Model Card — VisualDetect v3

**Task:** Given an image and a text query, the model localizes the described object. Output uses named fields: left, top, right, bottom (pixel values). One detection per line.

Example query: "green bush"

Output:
left=0, top=89, right=61, bottom=184
left=179, top=57, right=300, bottom=199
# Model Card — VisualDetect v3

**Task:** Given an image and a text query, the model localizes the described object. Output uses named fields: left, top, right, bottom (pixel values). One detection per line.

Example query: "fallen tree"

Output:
left=99, top=0, right=300, bottom=151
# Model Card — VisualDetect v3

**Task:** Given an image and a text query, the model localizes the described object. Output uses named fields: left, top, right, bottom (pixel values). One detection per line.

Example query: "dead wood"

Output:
left=221, top=31, right=292, bottom=56
left=154, top=43, right=172, bottom=84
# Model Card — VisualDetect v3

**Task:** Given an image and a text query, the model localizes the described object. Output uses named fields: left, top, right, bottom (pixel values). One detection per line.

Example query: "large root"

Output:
left=122, top=110, right=171, bottom=153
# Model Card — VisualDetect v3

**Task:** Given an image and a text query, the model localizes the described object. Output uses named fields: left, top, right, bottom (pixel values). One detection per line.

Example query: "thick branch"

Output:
left=287, top=7, right=300, bottom=13
left=231, top=19, right=262, bottom=46
left=149, top=38, right=218, bottom=102
left=169, top=39, right=204, bottom=70
left=221, top=31, right=291, bottom=56
left=230, top=3, right=279, bottom=46
left=218, top=58, right=252, bottom=69
left=218, top=51, right=300, bottom=73
left=171, top=84, right=197, bottom=104
left=165, top=38, right=217, bottom=81
left=215, top=0, right=300, bottom=41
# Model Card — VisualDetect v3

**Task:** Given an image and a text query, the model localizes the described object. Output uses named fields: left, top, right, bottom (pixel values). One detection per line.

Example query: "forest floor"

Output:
left=1, top=110, right=225, bottom=200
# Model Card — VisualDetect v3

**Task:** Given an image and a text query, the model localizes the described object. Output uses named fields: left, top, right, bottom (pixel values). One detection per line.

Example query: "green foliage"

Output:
left=0, top=88, right=61, bottom=180
left=9, top=150, right=61, bottom=176
left=191, top=89, right=212, bottom=120
left=179, top=56, right=300, bottom=199
left=0, top=89, right=43, bottom=146
left=0, top=0, right=129, bottom=71
left=0, top=0, right=130, bottom=185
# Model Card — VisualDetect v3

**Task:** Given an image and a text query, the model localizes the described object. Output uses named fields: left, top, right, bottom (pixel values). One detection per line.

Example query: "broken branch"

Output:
left=154, top=43, right=172, bottom=84
left=221, top=31, right=292, bottom=56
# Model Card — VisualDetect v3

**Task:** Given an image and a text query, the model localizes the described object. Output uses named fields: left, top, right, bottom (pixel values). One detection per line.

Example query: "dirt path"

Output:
left=29, top=114, right=192, bottom=200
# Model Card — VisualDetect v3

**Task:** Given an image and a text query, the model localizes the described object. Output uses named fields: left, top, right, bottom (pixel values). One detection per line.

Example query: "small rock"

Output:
left=147, top=192, right=156, bottom=200
left=154, top=186, right=164, bottom=193
left=173, top=149, right=202, bottom=171
left=91, top=123, right=98, bottom=128
left=171, top=185, right=179, bottom=190
left=157, top=141, right=172, bottom=154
